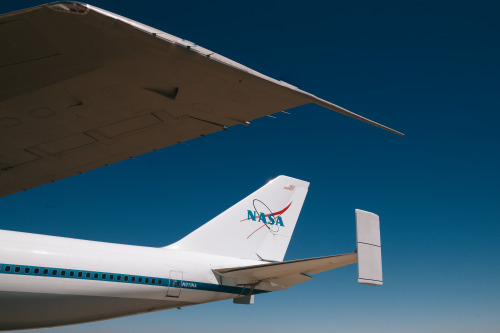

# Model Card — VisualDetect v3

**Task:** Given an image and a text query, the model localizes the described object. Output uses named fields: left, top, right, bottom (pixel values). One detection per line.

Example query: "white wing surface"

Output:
left=0, top=2, right=403, bottom=197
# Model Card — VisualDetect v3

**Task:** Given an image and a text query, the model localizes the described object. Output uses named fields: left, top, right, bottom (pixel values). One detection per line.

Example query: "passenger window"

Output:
left=101, top=274, right=106, bottom=279
left=52, top=270, right=57, bottom=276
left=131, top=277, right=136, bottom=282
left=145, top=278, right=149, bottom=283
left=94, top=273, right=98, bottom=279
left=34, top=268, right=40, bottom=274
left=61, top=271, right=66, bottom=276
left=86, top=272, right=91, bottom=278
left=43, top=269, right=48, bottom=275
left=69, top=271, right=75, bottom=277
left=158, top=279, right=162, bottom=284
left=124, top=276, right=129, bottom=282
left=110, top=275, right=114, bottom=280
left=15, top=267, right=21, bottom=273
left=138, top=277, right=143, bottom=283
left=78, top=272, right=83, bottom=278
left=24, top=267, right=30, bottom=274
left=152, top=279, right=156, bottom=284
left=5, top=266, right=10, bottom=272
left=117, top=275, right=122, bottom=281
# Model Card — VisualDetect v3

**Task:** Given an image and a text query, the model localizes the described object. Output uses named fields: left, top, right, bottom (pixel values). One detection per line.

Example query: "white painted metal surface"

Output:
left=167, top=176, right=309, bottom=262
left=356, top=209, right=383, bottom=285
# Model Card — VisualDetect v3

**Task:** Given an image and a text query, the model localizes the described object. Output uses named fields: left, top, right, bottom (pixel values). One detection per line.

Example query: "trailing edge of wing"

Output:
left=213, top=253, right=357, bottom=288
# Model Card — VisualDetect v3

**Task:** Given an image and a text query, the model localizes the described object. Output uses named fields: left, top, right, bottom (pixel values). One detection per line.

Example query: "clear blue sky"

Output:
left=1, top=1, right=499, bottom=332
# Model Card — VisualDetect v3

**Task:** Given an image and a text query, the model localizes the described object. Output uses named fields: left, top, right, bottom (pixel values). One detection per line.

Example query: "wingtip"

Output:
left=321, top=99, right=405, bottom=137
left=302, top=93, right=405, bottom=137
left=381, top=125, right=405, bottom=137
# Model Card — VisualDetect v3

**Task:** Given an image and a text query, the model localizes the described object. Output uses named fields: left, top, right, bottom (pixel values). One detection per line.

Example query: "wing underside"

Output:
left=0, top=2, right=402, bottom=197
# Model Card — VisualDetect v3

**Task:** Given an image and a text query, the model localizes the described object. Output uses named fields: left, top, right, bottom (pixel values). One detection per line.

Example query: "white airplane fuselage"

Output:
left=0, top=229, right=263, bottom=330
left=0, top=176, right=383, bottom=331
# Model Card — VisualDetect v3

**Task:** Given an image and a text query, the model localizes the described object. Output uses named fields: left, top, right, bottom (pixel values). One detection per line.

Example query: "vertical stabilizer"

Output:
left=166, top=176, right=309, bottom=262
left=356, top=209, right=383, bottom=285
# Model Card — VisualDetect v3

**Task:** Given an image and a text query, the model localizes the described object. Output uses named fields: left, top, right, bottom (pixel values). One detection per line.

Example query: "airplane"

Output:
left=0, top=2, right=399, bottom=330
left=0, top=175, right=382, bottom=330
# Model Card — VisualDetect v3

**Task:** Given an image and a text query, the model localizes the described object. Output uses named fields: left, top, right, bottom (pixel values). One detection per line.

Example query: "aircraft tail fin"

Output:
left=166, top=176, right=309, bottom=262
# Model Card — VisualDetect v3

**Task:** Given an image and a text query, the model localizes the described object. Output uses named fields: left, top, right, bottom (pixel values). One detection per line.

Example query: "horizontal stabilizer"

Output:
left=214, top=253, right=356, bottom=288
left=356, top=209, right=383, bottom=285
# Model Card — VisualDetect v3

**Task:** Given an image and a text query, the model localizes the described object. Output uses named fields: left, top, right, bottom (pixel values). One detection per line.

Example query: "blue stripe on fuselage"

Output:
left=0, top=262, right=268, bottom=295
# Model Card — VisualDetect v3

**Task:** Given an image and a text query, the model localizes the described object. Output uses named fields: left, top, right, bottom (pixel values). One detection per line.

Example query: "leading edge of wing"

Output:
left=87, top=3, right=404, bottom=136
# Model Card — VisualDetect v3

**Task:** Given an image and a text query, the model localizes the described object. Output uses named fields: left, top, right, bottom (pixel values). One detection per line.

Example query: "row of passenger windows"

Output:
left=0, top=264, right=162, bottom=285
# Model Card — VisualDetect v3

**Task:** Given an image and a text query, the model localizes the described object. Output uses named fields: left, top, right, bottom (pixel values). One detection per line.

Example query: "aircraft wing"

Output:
left=0, top=2, right=403, bottom=198
left=214, top=253, right=357, bottom=289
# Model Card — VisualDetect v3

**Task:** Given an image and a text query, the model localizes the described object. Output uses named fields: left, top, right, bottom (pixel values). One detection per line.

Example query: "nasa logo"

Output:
left=246, top=211, right=285, bottom=227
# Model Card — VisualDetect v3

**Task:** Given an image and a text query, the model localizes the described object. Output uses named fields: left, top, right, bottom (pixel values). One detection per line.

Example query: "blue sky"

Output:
left=1, top=0, right=499, bottom=332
